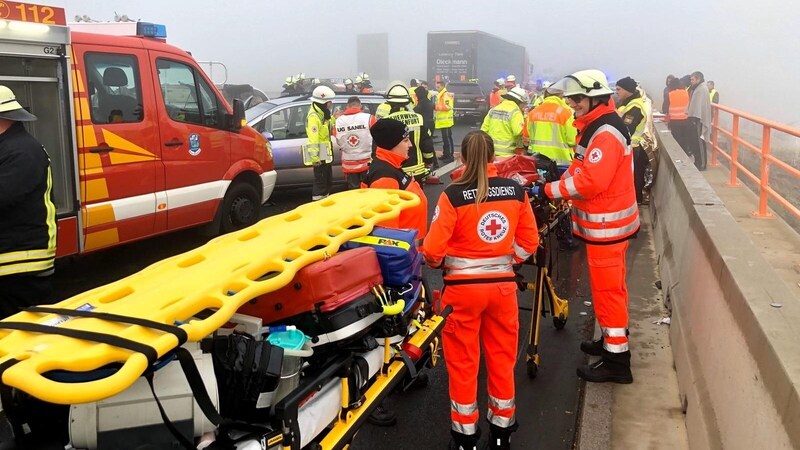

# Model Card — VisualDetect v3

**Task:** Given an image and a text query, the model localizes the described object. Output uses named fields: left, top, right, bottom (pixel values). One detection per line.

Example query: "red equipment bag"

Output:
left=237, top=247, right=383, bottom=323
left=450, top=154, right=540, bottom=186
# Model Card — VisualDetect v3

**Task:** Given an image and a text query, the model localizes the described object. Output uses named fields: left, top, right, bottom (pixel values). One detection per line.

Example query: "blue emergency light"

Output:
left=136, top=22, right=167, bottom=39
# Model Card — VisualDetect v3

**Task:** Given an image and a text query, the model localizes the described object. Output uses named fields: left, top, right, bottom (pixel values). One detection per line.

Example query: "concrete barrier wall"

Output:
left=649, top=123, right=800, bottom=449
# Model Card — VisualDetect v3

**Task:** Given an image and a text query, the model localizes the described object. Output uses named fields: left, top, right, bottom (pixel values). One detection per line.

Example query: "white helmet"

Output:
left=361, top=72, right=370, bottom=81
left=506, top=75, right=517, bottom=83
left=541, top=81, right=552, bottom=89
left=344, top=78, right=354, bottom=85
left=552, top=69, right=613, bottom=97
left=312, top=78, right=320, bottom=84
left=311, top=85, right=335, bottom=103
left=385, top=81, right=411, bottom=104
left=501, top=86, right=527, bottom=103
left=285, top=76, right=293, bottom=84
left=495, top=77, right=505, bottom=85
left=355, top=75, right=363, bottom=84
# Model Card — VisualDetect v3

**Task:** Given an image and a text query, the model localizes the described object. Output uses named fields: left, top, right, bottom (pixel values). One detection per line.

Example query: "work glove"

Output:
left=529, top=183, right=550, bottom=201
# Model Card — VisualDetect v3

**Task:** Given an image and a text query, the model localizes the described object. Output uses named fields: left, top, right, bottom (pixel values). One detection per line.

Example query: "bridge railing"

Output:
left=710, top=104, right=800, bottom=220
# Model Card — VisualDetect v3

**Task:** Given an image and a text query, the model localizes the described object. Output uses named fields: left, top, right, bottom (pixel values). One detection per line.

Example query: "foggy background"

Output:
left=51, top=0, right=798, bottom=125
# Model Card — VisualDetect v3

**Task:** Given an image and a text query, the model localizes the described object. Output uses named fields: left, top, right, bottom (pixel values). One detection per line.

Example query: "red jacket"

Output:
left=362, top=148, right=428, bottom=238
left=422, top=164, right=538, bottom=280
left=544, top=103, right=639, bottom=244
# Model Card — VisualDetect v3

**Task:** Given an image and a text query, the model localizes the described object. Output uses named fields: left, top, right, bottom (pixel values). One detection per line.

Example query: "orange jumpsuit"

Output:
left=422, top=164, right=538, bottom=435
left=361, top=148, right=428, bottom=239
left=544, top=102, right=639, bottom=355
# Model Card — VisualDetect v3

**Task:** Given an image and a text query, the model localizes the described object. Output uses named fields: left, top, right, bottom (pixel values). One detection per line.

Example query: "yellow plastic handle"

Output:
left=382, top=300, right=405, bottom=316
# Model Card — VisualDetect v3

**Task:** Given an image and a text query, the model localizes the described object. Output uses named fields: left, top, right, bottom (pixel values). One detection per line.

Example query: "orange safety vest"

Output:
left=668, top=89, right=689, bottom=120
left=545, top=103, right=640, bottom=244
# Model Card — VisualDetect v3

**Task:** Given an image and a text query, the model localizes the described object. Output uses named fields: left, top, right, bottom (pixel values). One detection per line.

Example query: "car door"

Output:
left=149, top=52, right=231, bottom=230
left=261, top=103, right=311, bottom=187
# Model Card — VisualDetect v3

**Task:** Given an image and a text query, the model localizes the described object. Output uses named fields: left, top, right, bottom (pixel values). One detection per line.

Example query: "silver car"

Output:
left=246, top=93, right=385, bottom=188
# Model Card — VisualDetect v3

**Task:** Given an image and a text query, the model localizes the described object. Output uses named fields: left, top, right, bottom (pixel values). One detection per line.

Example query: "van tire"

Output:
left=220, top=181, right=261, bottom=234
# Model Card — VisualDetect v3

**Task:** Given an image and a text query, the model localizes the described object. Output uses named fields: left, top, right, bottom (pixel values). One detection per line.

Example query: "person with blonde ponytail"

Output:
left=422, top=130, right=538, bottom=450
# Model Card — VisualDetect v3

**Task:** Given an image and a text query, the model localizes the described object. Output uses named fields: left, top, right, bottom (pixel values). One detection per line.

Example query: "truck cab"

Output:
left=0, top=3, right=276, bottom=257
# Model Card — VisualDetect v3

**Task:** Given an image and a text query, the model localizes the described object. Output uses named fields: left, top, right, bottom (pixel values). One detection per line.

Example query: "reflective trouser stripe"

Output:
left=573, top=216, right=640, bottom=241
left=0, top=258, right=55, bottom=276
left=487, top=395, right=516, bottom=428
left=451, top=400, right=479, bottom=435
left=587, top=241, right=630, bottom=354
left=452, top=421, right=477, bottom=435
left=0, top=248, right=56, bottom=264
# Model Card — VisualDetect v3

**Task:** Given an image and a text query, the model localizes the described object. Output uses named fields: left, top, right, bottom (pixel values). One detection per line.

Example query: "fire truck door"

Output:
left=150, top=52, right=231, bottom=231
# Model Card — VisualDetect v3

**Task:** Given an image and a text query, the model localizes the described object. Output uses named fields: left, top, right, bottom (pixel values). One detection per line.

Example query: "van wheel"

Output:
left=220, top=182, right=261, bottom=233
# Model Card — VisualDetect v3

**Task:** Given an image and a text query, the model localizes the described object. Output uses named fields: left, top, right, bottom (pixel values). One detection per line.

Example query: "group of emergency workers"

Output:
left=303, top=67, right=643, bottom=450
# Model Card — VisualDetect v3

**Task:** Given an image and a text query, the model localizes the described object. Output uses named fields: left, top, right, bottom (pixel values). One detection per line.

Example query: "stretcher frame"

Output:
left=520, top=200, right=571, bottom=379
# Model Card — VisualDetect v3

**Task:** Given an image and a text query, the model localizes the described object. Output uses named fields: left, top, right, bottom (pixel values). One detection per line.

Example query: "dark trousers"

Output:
left=312, top=162, right=333, bottom=198
left=669, top=120, right=700, bottom=164
left=0, top=273, right=53, bottom=319
left=633, top=146, right=648, bottom=204
left=345, top=171, right=367, bottom=190
left=692, top=118, right=708, bottom=170
left=440, top=127, right=454, bottom=158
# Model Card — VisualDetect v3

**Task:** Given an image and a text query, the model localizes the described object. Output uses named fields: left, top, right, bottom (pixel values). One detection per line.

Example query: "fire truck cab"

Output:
left=0, top=2, right=276, bottom=257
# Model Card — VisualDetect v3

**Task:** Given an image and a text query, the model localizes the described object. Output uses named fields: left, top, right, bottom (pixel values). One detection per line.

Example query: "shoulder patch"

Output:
left=588, top=148, right=603, bottom=164
left=431, top=205, right=440, bottom=223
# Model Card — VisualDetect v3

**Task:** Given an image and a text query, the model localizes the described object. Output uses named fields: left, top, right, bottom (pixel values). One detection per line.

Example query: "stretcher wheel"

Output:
left=526, top=360, right=538, bottom=379
left=553, top=314, right=567, bottom=330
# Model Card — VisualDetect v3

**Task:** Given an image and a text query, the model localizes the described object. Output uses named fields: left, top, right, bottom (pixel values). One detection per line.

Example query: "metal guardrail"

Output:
left=710, top=104, right=800, bottom=220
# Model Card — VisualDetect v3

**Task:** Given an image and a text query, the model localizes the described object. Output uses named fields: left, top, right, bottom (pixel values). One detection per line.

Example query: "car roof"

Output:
left=246, top=93, right=386, bottom=123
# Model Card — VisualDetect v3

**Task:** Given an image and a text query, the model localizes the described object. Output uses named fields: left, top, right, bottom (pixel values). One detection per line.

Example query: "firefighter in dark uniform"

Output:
left=422, top=130, right=538, bottom=450
left=0, top=85, right=57, bottom=318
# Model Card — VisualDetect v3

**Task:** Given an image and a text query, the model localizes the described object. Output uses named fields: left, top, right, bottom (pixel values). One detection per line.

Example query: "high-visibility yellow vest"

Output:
left=526, top=96, right=576, bottom=164
left=303, top=105, right=333, bottom=165
left=616, top=96, right=646, bottom=146
left=480, top=99, right=525, bottom=156
left=434, top=87, right=454, bottom=129
left=387, top=110, right=428, bottom=178
left=709, top=88, right=718, bottom=103
left=376, top=102, right=391, bottom=119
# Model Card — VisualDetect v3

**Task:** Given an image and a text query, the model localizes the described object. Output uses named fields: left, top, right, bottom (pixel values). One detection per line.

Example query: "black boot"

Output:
left=488, top=422, right=519, bottom=450
left=579, top=337, right=603, bottom=356
left=448, top=428, right=481, bottom=450
left=577, top=350, right=633, bottom=384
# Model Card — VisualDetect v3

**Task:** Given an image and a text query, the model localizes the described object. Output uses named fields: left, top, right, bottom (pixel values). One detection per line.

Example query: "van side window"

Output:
left=84, top=53, right=143, bottom=124
left=156, top=59, right=222, bottom=128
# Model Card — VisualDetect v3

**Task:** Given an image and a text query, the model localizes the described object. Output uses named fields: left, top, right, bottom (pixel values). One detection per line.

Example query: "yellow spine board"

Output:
left=0, top=189, right=419, bottom=405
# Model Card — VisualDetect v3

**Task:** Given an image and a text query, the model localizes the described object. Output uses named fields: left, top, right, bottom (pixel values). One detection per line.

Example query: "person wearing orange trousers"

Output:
left=422, top=131, right=538, bottom=450
left=536, top=70, right=640, bottom=384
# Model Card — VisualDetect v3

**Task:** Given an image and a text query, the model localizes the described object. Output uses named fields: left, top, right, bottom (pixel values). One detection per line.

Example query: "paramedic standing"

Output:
left=0, top=85, right=57, bottom=318
left=536, top=70, right=639, bottom=384
left=362, top=118, right=428, bottom=239
left=304, top=86, right=336, bottom=201
left=422, top=130, right=538, bottom=450
left=332, top=96, right=376, bottom=189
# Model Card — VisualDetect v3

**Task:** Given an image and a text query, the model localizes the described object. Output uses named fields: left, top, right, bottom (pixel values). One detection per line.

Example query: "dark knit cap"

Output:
left=370, top=118, right=410, bottom=149
left=616, top=76, right=638, bottom=94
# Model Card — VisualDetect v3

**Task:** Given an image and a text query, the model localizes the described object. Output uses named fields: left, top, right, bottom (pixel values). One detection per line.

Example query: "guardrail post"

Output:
left=711, top=107, right=720, bottom=167
left=727, top=115, right=740, bottom=186
left=753, top=126, right=773, bottom=218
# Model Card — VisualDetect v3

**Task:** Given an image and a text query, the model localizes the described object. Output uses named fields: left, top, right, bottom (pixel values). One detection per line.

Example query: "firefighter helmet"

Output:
left=385, top=82, right=411, bottom=104
left=506, top=75, right=517, bottom=83
left=495, top=78, right=505, bottom=86
left=355, top=76, right=363, bottom=84
left=344, top=78, right=354, bottom=86
left=553, top=69, right=613, bottom=97
left=311, top=85, right=335, bottom=103
left=501, top=86, right=527, bottom=104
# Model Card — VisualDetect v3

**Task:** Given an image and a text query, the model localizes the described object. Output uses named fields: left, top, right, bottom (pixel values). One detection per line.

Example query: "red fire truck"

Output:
left=0, top=1, right=276, bottom=257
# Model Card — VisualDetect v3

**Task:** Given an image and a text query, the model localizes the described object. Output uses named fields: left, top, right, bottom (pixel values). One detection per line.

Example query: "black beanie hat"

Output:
left=370, top=118, right=409, bottom=149
left=616, top=76, right=638, bottom=94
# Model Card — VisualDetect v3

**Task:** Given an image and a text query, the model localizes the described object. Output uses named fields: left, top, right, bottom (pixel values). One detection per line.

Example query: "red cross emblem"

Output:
left=484, top=219, right=503, bottom=236
left=477, top=211, right=509, bottom=243
left=347, top=135, right=360, bottom=147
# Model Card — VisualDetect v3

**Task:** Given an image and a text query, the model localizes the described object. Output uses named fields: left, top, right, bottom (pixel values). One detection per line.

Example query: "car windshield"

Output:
left=448, top=84, right=483, bottom=95
left=245, top=101, right=279, bottom=122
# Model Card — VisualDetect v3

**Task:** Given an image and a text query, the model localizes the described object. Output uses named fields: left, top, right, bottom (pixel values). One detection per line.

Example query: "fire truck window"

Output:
left=196, top=74, right=223, bottom=128
left=157, top=59, right=201, bottom=125
left=84, top=53, right=143, bottom=124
